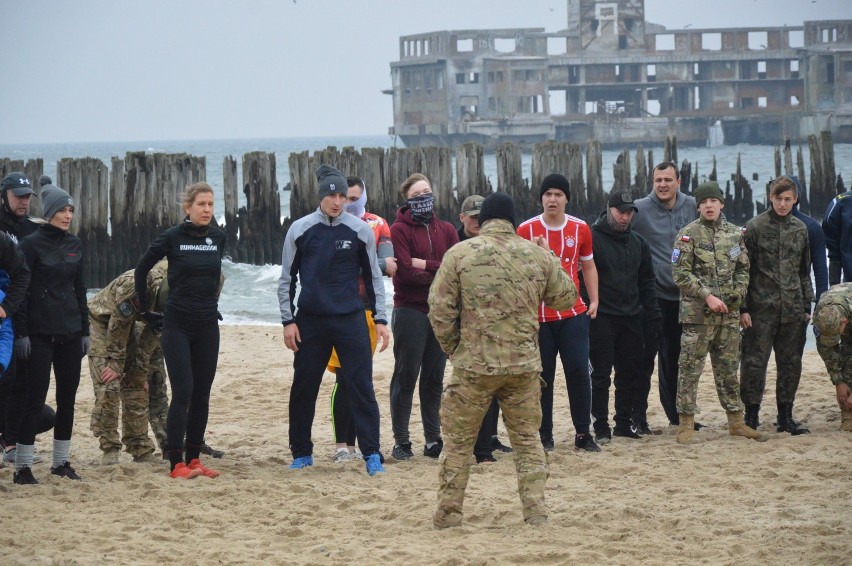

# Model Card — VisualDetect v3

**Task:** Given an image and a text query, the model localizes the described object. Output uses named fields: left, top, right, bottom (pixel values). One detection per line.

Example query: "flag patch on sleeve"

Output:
left=671, top=249, right=681, bottom=263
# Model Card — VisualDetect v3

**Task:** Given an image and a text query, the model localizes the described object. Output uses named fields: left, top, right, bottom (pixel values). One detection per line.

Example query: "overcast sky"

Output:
left=2, top=0, right=849, bottom=144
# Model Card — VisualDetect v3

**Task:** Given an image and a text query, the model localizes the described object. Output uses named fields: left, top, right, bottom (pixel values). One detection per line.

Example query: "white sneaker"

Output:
left=331, top=448, right=351, bottom=463
left=350, top=449, right=363, bottom=460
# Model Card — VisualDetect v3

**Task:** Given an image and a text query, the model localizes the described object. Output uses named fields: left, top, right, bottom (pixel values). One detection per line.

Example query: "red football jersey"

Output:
left=516, top=214, right=592, bottom=321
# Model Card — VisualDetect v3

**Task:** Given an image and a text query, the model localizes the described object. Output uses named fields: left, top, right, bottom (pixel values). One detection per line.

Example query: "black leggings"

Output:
left=160, top=317, right=219, bottom=467
left=17, top=333, right=81, bottom=444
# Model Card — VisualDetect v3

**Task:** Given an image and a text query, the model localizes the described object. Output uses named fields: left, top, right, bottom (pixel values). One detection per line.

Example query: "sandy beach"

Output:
left=2, top=324, right=850, bottom=565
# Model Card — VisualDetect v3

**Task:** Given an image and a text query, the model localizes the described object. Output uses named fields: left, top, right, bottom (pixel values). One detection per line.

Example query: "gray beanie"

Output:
left=316, top=164, right=348, bottom=200
left=41, top=184, right=74, bottom=220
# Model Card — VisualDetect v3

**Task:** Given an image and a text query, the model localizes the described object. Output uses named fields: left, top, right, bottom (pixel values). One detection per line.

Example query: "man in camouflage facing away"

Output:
left=88, top=260, right=170, bottom=463
left=739, top=176, right=814, bottom=435
left=672, top=181, right=767, bottom=444
left=427, top=192, right=578, bottom=528
left=813, top=283, right=852, bottom=432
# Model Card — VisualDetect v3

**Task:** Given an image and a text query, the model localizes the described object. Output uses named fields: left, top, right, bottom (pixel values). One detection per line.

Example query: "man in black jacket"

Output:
left=588, top=189, right=661, bottom=443
left=0, top=172, right=36, bottom=464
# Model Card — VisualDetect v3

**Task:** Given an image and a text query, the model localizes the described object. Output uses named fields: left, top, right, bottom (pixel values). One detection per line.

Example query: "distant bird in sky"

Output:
left=684, top=23, right=692, bottom=28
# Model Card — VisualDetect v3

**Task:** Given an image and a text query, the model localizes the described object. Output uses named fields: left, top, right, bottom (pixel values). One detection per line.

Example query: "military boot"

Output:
left=676, top=413, right=696, bottom=444
left=840, top=407, right=852, bottom=432
left=744, top=404, right=760, bottom=430
left=727, top=411, right=769, bottom=442
left=776, top=403, right=810, bottom=435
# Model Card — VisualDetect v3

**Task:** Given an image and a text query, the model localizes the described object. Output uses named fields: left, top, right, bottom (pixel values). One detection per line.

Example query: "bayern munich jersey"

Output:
left=516, top=214, right=592, bottom=321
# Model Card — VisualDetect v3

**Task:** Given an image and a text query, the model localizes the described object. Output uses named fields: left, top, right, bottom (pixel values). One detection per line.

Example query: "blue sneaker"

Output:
left=288, top=455, right=313, bottom=470
left=365, top=453, right=385, bottom=476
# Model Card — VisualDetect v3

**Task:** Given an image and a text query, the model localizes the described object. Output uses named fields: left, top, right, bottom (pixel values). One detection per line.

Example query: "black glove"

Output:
left=14, top=337, right=31, bottom=360
left=217, top=311, right=223, bottom=321
left=829, top=260, right=842, bottom=287
left=81, top=336, right=90, bottom=357
left=645, top=319, right=662, bottom=352
left=141, top=311, right=164, bottom=334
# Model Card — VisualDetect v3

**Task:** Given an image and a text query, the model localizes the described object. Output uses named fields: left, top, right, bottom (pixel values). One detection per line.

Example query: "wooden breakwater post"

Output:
left=455, top=142, right=488, bottom=207
left=222, top=156, right=240, bottom=261
left=111, top=152, right=206, bottom=282
left=532, top=141, right=590, bottom=220
left=724, top=153, right=754, bottom=225
left=808, top=131, right=837, bottom=219
left=239, top=152, right=280, bottom=266
left=495, top=142, right=534, bottom=222
left=585, top=141, right=606, bottom=216
left=612, top=149, right=631, bottom=193
left=56, top=157, right=110, bottom=287
left=634, top=145, right=649, bottom=196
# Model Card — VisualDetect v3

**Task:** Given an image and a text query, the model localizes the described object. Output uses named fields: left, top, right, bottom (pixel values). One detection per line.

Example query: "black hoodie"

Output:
left=587, top=211, right=660, bottom=320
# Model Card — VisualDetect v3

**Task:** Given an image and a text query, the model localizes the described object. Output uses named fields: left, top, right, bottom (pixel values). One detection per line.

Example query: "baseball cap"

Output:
left=608, top=189, right=637, bottom=212
left=460, top=194, right=484, bottom=217
left=0, top=172, right=35, bottom=197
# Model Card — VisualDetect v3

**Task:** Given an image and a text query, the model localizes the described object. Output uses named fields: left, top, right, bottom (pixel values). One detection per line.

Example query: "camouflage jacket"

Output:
left=87, top=260, right=168, bottom=374
left=427, top=219, right=577, bottom=376
left=672, top=216, right=749, bottom=326
left=814, top=283, right=851, bottom=385
left=742, top=208, right=814, bottom=321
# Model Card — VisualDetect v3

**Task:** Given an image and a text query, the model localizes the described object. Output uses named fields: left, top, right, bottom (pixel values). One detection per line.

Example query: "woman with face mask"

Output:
left=388, top=173, right=459, bottom=461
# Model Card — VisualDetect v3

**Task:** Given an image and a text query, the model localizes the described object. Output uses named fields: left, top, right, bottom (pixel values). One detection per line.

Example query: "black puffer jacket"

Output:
left=17, top=224, right=88, bottom=338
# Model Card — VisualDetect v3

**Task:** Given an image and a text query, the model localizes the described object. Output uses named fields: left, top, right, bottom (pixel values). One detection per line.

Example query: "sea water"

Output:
left=2, top=135, right=848, bottom=331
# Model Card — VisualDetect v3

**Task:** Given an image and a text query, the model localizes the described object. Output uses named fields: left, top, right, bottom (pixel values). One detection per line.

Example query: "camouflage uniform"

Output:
left=428, top=217, right=577, bottom=527
left=87, top=261, right=168, bottom=457
left=740, top=209, right=814, bottom=405
left=814, top=283, right=852, bottom=389
left=672, top=216, right=750, bottom=415
left=125, top=321, right=169, bottom=451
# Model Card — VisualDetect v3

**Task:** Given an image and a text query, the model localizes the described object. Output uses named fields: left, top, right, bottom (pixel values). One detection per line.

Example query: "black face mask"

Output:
left=407, top=193, right=434, bottom=224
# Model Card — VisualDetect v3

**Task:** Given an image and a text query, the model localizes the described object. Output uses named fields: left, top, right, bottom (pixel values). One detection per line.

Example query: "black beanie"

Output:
left=478, top=192, right=515, bottom=227
left=315, top=164, right=348, bottom=200
left=540, top=173, right=570, bottom=200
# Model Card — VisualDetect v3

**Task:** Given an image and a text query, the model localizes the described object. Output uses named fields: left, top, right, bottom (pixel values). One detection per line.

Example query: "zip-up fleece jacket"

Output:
left=632, top=190, right=697, bottom=302
left=279, top=208, right=387, bottom=325
left=17, top=223, right=88, bottom=338
left=390, top=206, right=458, bottom=313
left=589, top=212, right=660, bottom=320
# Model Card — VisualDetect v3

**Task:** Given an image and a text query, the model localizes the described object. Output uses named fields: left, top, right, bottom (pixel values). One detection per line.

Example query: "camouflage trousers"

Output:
left=435, top=368, right=547, bottom=527
left=141, top=345, right=168, bottom=452
left=89, top=356, right=156, bottom=456
left=740, top=317, right=808, bottom=405
left=676, top=323, right=744, bottom=415
left=89, top=325, right=168, bottom=456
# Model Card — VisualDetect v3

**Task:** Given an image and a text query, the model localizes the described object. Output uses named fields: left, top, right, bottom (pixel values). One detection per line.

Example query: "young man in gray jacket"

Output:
left=631, top=162, right=697, bottom=430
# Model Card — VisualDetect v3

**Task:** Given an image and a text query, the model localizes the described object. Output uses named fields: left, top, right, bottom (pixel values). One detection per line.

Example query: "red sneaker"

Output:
left=187, top=458, right=220, bottom=478
left=169, top=462, right=202, bottom=479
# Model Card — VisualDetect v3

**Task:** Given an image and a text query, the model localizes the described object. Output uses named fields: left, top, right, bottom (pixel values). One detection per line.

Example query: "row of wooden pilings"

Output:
left=0, top=132, right=843, bottom=288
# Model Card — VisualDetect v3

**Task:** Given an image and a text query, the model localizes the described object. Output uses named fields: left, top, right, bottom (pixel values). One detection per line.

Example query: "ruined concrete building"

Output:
left=385, top=0, right=852, bottom=148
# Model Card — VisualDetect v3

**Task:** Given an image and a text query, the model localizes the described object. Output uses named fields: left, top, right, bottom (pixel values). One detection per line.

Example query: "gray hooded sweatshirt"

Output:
left=632, top=190, right=697, bottom=302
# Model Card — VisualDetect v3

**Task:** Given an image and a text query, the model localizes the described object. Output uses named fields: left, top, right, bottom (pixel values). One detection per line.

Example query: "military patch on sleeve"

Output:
left=117, top=300, right=135, bottom=318
left=680, top=235, right=690, bottom=242
left=728, top=245, right=741, bottom=259
left=671, top=249, right=681, bottom=263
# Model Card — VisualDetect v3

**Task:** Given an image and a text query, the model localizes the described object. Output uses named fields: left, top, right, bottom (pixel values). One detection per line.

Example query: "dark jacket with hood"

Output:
left=390, top=206, right=458, bottom=313
left=588, top=211, right=660, bottom=321
left=17, top=223, right=88, bottom=338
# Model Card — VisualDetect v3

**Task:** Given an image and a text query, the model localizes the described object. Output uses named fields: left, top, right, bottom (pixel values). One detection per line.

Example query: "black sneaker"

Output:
left=50, top=461, right=82, bottom=480
left=13, top=466, right=38, bottom=485
left=574, top=433, right=601, bottom=452
left=391, top=442, right=414, bottom=461
left=635, top=421, right=662, bottom=436
left=595, top=429, right=612, bottom=445
left=475, top=454, right=497, bottom=464
left=423, top=438, right=443, bottom=459
left=491, top=438, right=513, bottom=453
left=540, top=437, right=555, bottom=452
left=612, top=425, right=642, bottom=439
left=200, top=442, right=225, bottom=459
